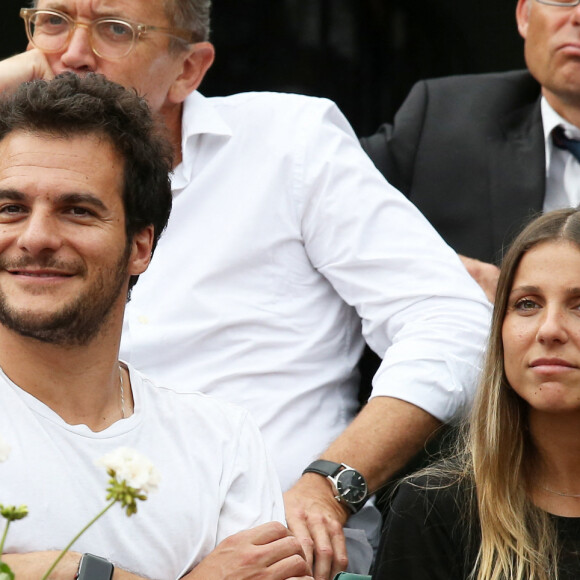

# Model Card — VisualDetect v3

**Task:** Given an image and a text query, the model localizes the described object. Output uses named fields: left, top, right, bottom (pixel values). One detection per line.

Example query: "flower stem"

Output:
left=41, top=499, right=116, bottom=580
left=0, top=520, right=10, bottom=560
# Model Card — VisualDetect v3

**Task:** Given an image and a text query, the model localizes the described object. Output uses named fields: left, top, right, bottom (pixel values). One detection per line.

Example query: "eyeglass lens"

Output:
left=28, top=11, right=136, bottom=59
left=538, top=0, right=579, bottom=5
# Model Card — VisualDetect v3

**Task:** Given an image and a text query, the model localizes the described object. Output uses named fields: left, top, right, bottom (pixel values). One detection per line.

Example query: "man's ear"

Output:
left=516, top=0, right=531, bottom=39
left=129, top=225, right=155, bottom=276
left=167, top=42, right=215, bottom=104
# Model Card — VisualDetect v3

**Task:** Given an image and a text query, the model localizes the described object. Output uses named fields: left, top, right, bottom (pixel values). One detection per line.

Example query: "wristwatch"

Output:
left=303, top=459, right=368, bottom=513
left=76, top=553, right=114, bottom=580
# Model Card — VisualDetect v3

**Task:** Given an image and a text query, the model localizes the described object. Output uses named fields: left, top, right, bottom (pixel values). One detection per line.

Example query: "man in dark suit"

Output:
left=361, top=0, right=580, bottom=301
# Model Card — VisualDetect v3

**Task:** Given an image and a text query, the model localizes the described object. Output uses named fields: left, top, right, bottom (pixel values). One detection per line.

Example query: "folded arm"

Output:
left=2, top=551, right=145, bottom=579
left=3, top=524, right=312, bottom=580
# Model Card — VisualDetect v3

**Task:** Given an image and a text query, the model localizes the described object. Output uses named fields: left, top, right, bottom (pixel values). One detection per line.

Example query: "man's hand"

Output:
left=459, top=254, right=499, bottom=303
left=0, top=49, right=54, bottom=93
left=284, top=473, right=349, bottom=580
left=184, top=521, right=313, bottom=580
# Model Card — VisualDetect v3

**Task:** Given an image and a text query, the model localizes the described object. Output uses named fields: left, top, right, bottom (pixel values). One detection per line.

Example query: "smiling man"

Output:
left=0, top=73, right=311, bottom=580
left=0, top=2, right=492, bottom=577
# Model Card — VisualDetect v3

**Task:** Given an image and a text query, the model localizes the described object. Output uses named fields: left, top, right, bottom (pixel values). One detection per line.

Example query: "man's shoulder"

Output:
left=128, top=364, right=251, bottom=429
left=206, top=90, right=334, bottom=109
left=415, top=69, right=540, bottom=111
left=422, top=69, right=536, bottom=89
left=201, top=91, right=341, bottom=126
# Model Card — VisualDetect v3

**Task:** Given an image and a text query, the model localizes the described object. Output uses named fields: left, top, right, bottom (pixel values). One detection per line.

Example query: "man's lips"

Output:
left=6, top=269, right=75, bottom=278
left=557, top=42, right=580, bottom=56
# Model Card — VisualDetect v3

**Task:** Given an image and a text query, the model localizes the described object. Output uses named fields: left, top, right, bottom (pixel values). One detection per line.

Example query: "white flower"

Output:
left=96, top=447, right=160, bottom=494
left=0, top=434, right=11, bottom=463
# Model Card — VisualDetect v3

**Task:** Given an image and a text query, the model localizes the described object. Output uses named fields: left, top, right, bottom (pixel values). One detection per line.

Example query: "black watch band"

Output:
left=303, top=459, right=343, bottom=478
left=76, top=553, right=114, bottom=580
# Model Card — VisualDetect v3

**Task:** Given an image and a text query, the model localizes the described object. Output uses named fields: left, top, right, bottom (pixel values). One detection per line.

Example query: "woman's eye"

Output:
left=514, top=298, right=539, bottom=311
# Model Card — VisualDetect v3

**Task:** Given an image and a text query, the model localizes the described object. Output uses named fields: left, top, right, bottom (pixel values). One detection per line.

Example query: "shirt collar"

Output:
left=173, top=91, right=233, bottom=192
left=181, top=91, right=232, bottom=142
left=541, top=96, right=580, bottom=172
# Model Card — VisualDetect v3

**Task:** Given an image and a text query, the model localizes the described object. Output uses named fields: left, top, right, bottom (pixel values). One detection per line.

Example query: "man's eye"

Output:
left=0, top=205, right=25, bottom=214
left=98, top=20, right=133, bottom=42
left=67, top=207, right=95, bottom=217
left=47, top=15, right=66, bottom=26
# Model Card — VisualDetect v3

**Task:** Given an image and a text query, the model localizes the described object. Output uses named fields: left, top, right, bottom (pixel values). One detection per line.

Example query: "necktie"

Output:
left=552, top=125, right=580, bottom=163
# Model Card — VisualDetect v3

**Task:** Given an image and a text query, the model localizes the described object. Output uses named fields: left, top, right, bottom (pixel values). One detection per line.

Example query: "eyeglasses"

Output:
left=20, top=8, right=196, bottom=60
left=535, top=0, right=580, bottom=6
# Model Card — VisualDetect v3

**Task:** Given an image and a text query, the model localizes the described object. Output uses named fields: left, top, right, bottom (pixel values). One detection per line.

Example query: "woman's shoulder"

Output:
left=392, top=472, right=472, bottom=515
left=373, top=472, right=477, bottom=580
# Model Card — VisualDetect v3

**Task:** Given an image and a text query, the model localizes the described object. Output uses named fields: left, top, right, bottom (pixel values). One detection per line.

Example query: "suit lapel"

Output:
left=488, top=97, right=544, bottom=261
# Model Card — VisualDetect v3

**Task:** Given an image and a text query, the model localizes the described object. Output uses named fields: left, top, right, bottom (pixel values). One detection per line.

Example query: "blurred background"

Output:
left=1, top=0, right=525, bottom=135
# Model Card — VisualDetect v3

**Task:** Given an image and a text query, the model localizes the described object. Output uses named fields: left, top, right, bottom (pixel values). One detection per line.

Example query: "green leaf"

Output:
left=0, top=561, right=15, bottom=580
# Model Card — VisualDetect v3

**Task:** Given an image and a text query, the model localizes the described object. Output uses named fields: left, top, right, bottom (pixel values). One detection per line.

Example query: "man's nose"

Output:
left=59, top=24, right=98, bottom=72
left=16, top=212, right=63, bottom=255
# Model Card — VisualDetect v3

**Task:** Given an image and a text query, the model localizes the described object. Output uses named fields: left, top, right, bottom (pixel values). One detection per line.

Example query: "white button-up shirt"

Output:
left=121, top=91, right=491, bottom=490
left=542, top=96, right=580, bottom=211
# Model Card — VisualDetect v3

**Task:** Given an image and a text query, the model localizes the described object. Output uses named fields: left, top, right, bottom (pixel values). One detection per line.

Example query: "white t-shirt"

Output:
left=0, top=363, right=284, bottom=580
left=121, top=91, right=491, bottom=490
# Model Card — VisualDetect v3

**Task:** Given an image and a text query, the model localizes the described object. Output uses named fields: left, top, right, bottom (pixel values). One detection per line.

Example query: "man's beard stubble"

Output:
left=0, top=245, right=131, bottom=347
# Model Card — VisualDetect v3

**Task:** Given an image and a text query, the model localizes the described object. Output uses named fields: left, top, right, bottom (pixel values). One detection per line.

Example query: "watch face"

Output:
left=336, top=469, right=367, bottom=504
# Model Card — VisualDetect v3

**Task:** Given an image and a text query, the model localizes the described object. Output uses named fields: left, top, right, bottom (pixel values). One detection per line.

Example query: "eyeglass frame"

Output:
left=20, top=7, right=197, bottom=60
left=535, top=0, right=580, bottom=6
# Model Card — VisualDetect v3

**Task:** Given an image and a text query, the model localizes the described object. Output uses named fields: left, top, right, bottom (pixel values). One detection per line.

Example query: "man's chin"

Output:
left=0, top=303, right=105, bottom=347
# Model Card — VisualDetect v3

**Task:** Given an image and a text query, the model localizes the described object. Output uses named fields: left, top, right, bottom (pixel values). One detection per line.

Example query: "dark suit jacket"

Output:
left=360, top=70, right=545, bottom=264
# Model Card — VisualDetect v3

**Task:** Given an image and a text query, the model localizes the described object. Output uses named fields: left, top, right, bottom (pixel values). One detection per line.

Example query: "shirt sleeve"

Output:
left=373, top=480, right=471, bottom=580
left=294, top=99, right=492, bottom=422
left=216, top=410, right=286, bottom=543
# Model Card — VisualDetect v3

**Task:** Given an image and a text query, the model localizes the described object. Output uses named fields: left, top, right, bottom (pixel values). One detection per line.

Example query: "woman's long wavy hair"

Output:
left=426, top=208, right=580, bottom=580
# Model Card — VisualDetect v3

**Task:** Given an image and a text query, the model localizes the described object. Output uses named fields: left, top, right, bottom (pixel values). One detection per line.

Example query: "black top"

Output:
left=373, top=475, right=580, bottom=580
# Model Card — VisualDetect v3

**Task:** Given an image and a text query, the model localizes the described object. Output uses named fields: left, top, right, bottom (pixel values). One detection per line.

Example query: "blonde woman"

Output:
left=373, top=208, right=580, bottom=580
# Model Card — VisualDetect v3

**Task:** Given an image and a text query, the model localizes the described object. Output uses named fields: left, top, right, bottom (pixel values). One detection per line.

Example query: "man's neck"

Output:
left=160, top=102, right=184, bottom=168
left=0, top=319, right=129, bottom=432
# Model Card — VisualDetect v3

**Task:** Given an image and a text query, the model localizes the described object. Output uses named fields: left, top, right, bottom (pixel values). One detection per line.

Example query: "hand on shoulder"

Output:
left=459, top=255, right=499, bottom=303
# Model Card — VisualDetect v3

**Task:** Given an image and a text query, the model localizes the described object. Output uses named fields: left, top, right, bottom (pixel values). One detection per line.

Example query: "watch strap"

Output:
left=302, top=459, right=343, bottom=478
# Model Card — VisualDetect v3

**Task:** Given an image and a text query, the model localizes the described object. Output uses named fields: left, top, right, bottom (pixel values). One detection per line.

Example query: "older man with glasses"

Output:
left=0, top=2, right=492, bottom=579
left=362, top=0, right=580, bottom=304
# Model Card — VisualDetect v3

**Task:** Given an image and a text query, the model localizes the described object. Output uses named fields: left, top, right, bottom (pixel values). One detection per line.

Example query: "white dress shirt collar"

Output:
left=172, top=91, right=233, bottom=193
left=541, top=96, right=580, bottom=211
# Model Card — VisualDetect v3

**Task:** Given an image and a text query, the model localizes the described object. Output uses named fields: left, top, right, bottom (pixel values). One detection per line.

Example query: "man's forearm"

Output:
left=284, top=395, right=442, bottom=579
left=2, top=551, right=149, bottom=580
left=319, top=395, right=441, bottom=492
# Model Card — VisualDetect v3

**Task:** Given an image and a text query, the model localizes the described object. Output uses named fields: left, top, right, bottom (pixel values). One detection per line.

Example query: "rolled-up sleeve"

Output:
left=297, top=100, right=492, bottom=422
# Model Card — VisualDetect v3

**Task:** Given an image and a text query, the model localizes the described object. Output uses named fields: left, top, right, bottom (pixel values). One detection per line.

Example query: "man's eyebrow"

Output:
left=0, top=190, right=109, bottom=211
left=0, top=190, right=26, bottom=201
left=43, top=2, right=121, bottom=18
left=57, top=193, right=109, bottom=211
